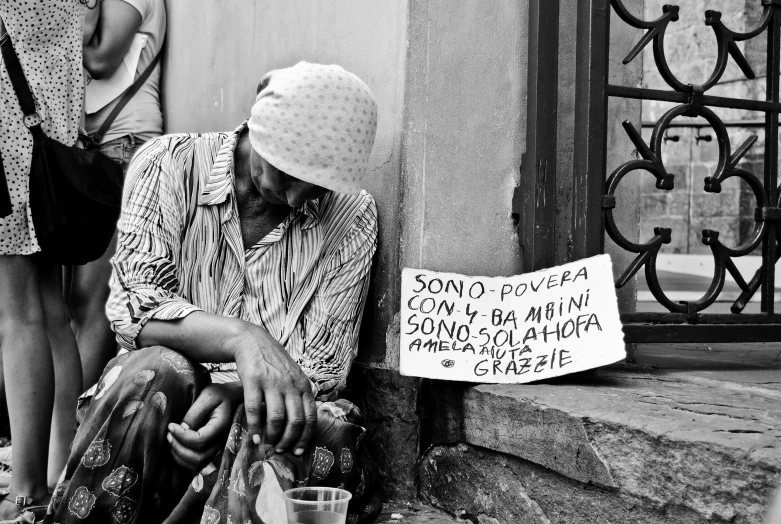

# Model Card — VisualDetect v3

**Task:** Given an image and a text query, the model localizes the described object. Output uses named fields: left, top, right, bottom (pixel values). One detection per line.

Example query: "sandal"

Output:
left=0, top=489, right=50, bottom=523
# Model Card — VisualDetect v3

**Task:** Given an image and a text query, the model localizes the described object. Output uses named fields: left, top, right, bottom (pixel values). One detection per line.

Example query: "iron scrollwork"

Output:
left=607, top=0, right=781, bottom=319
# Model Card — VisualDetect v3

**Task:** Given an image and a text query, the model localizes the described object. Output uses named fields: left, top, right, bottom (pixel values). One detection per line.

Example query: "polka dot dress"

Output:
left=248, top=62, right=378, bottom=195
left=0, top=0, right=86, bottom=255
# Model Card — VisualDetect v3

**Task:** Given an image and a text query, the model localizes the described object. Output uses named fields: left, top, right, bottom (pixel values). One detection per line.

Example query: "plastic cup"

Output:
left=284, top=487, right=352, bottom=524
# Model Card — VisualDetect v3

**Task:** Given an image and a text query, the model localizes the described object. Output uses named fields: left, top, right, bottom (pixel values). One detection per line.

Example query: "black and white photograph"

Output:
left=0, top=0, right=780, bottom=523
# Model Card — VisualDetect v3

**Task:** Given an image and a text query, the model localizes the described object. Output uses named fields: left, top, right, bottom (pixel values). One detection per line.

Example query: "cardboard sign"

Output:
left=399, top=254, right=625, bottom=383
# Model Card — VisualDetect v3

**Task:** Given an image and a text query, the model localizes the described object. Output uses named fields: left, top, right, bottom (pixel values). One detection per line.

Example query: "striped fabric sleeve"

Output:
left=301, top=197, right=378, bottom=400
left=106, top=138, right=203, bottom=351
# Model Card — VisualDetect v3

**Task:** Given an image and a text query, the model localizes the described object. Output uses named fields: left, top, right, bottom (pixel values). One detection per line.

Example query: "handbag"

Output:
left=0, top=18, right=124, bottom=265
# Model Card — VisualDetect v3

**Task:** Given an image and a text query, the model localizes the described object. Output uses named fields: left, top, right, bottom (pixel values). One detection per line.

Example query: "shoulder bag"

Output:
left=0, top=17, right=147, bottom=265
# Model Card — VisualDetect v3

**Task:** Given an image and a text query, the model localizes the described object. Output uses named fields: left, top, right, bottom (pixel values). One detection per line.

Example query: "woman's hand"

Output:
left=167, top=382, right=243, bottom=472
left=231, top=327, right=318, bottom=457
left=139, top=315, right=318, bottom=459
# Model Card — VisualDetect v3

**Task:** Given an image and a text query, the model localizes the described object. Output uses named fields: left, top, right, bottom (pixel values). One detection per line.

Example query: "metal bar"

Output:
left=571, top=0, right=610, bottom=260
left=623, top=324, right=781, bottom=343
left=607, top=84, right=781, bottom=113
left=732, top=243, right=781, bottom=313
left=641, top=119, right=766, bottom=128
left=517, top=0, right=560, bottom=271
left=621, top=312, right=781, bottom=324
left=761, top=7, right=780, bottom=313
left=552, top=0, right=579, bottom=265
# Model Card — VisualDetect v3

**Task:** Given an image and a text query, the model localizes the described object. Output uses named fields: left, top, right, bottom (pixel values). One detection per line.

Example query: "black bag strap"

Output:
left=90, top=49, right=163, bottom=145
left=0, top=15, right=37, bottom=218
left=0, top=149, right=10, bottom=219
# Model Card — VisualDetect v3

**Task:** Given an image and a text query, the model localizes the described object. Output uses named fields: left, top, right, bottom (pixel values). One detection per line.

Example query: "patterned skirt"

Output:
left=43, top=346, right=382, bottom=524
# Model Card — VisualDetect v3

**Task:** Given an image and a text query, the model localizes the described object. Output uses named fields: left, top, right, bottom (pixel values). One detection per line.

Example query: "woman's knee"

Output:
left=42, top=294, right=73, bottom=335
left=67, top=262, right=112, bottom=325
left=79, top=347, right=208, bottom=435
left=0, top=302, right=46, bottom=337
left=122, top=346, right=189, bottom=368
left=27, top=262, right=74, bottom=333
left=68, top=283, right=110, bottom=326
left=105, top=347, right=206, bottom=396
left=0, top=256, right=45, bottom=329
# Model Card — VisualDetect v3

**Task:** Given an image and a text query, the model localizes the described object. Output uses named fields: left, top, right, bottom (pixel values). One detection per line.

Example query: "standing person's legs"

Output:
left=70, top=135, right=141, bottom=390
left=39, top=262, right=82, bottom=488
left=0, top=255, right=55, bottom=515
left=69, top=233, right=118, bottom=390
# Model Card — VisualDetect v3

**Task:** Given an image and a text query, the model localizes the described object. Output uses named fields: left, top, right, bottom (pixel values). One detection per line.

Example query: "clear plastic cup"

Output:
left=283, top=487, right=352, bottom=524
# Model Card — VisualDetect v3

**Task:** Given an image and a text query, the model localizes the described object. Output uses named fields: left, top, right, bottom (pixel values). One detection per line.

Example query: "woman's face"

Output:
left=250, top=149, right=330, bottom=208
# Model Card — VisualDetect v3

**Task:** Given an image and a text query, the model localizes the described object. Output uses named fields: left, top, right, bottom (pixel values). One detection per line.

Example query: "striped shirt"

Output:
left=106, top=123, right=377, bottom=400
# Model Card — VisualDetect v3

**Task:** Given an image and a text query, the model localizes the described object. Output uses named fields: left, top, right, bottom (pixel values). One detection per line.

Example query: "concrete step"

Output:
left=419, top=343, right=781, bottom=524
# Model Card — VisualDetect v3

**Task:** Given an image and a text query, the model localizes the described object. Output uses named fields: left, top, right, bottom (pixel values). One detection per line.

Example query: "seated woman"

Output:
left=44, top=62, right=381, bottom=524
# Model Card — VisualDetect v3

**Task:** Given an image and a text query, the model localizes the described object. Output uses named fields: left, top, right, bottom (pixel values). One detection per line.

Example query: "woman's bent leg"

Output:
left=39, top=262, right=83, bottom=488
left=0, top=255, right=54, bottom=511
left=46, top=346, right=210, bottom=524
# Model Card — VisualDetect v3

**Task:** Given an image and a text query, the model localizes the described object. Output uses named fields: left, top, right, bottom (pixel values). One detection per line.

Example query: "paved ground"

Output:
left=638, top=270, right=781, bottom=312
left=634, top=341, right=781, bottom=388
left=377, top=501, right=460, bottom=523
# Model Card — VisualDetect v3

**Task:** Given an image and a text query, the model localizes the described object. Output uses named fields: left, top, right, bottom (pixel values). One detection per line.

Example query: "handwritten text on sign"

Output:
left=399, top=254, right=625, bottom=383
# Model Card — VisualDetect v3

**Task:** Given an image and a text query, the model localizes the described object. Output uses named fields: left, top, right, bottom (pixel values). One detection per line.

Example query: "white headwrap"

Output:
left=248, top=62, right=379, bottom=194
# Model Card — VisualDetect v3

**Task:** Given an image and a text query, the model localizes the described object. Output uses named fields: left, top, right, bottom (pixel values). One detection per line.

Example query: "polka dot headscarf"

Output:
left=248, top=62, right=379, bottom=195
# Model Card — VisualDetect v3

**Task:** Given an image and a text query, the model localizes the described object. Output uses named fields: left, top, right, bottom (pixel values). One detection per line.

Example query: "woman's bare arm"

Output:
left=83, top=0, right=141, bottom=79
left=138, top=312, right=318, bottom=456
left=82, top=2, right=101, bottom=45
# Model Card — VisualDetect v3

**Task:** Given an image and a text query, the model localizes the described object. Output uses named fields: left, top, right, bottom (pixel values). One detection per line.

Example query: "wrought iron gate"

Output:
left=515, top=0, right=781, bottom=343
left=605, top=0, right=781, bottom=342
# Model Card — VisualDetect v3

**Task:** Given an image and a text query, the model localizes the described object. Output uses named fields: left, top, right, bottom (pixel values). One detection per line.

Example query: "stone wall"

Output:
left=640, top=0, right=767, bottom=255
left=380, top=0, right=529, bottom=496
left=638, top=127, right=761, bottom=255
